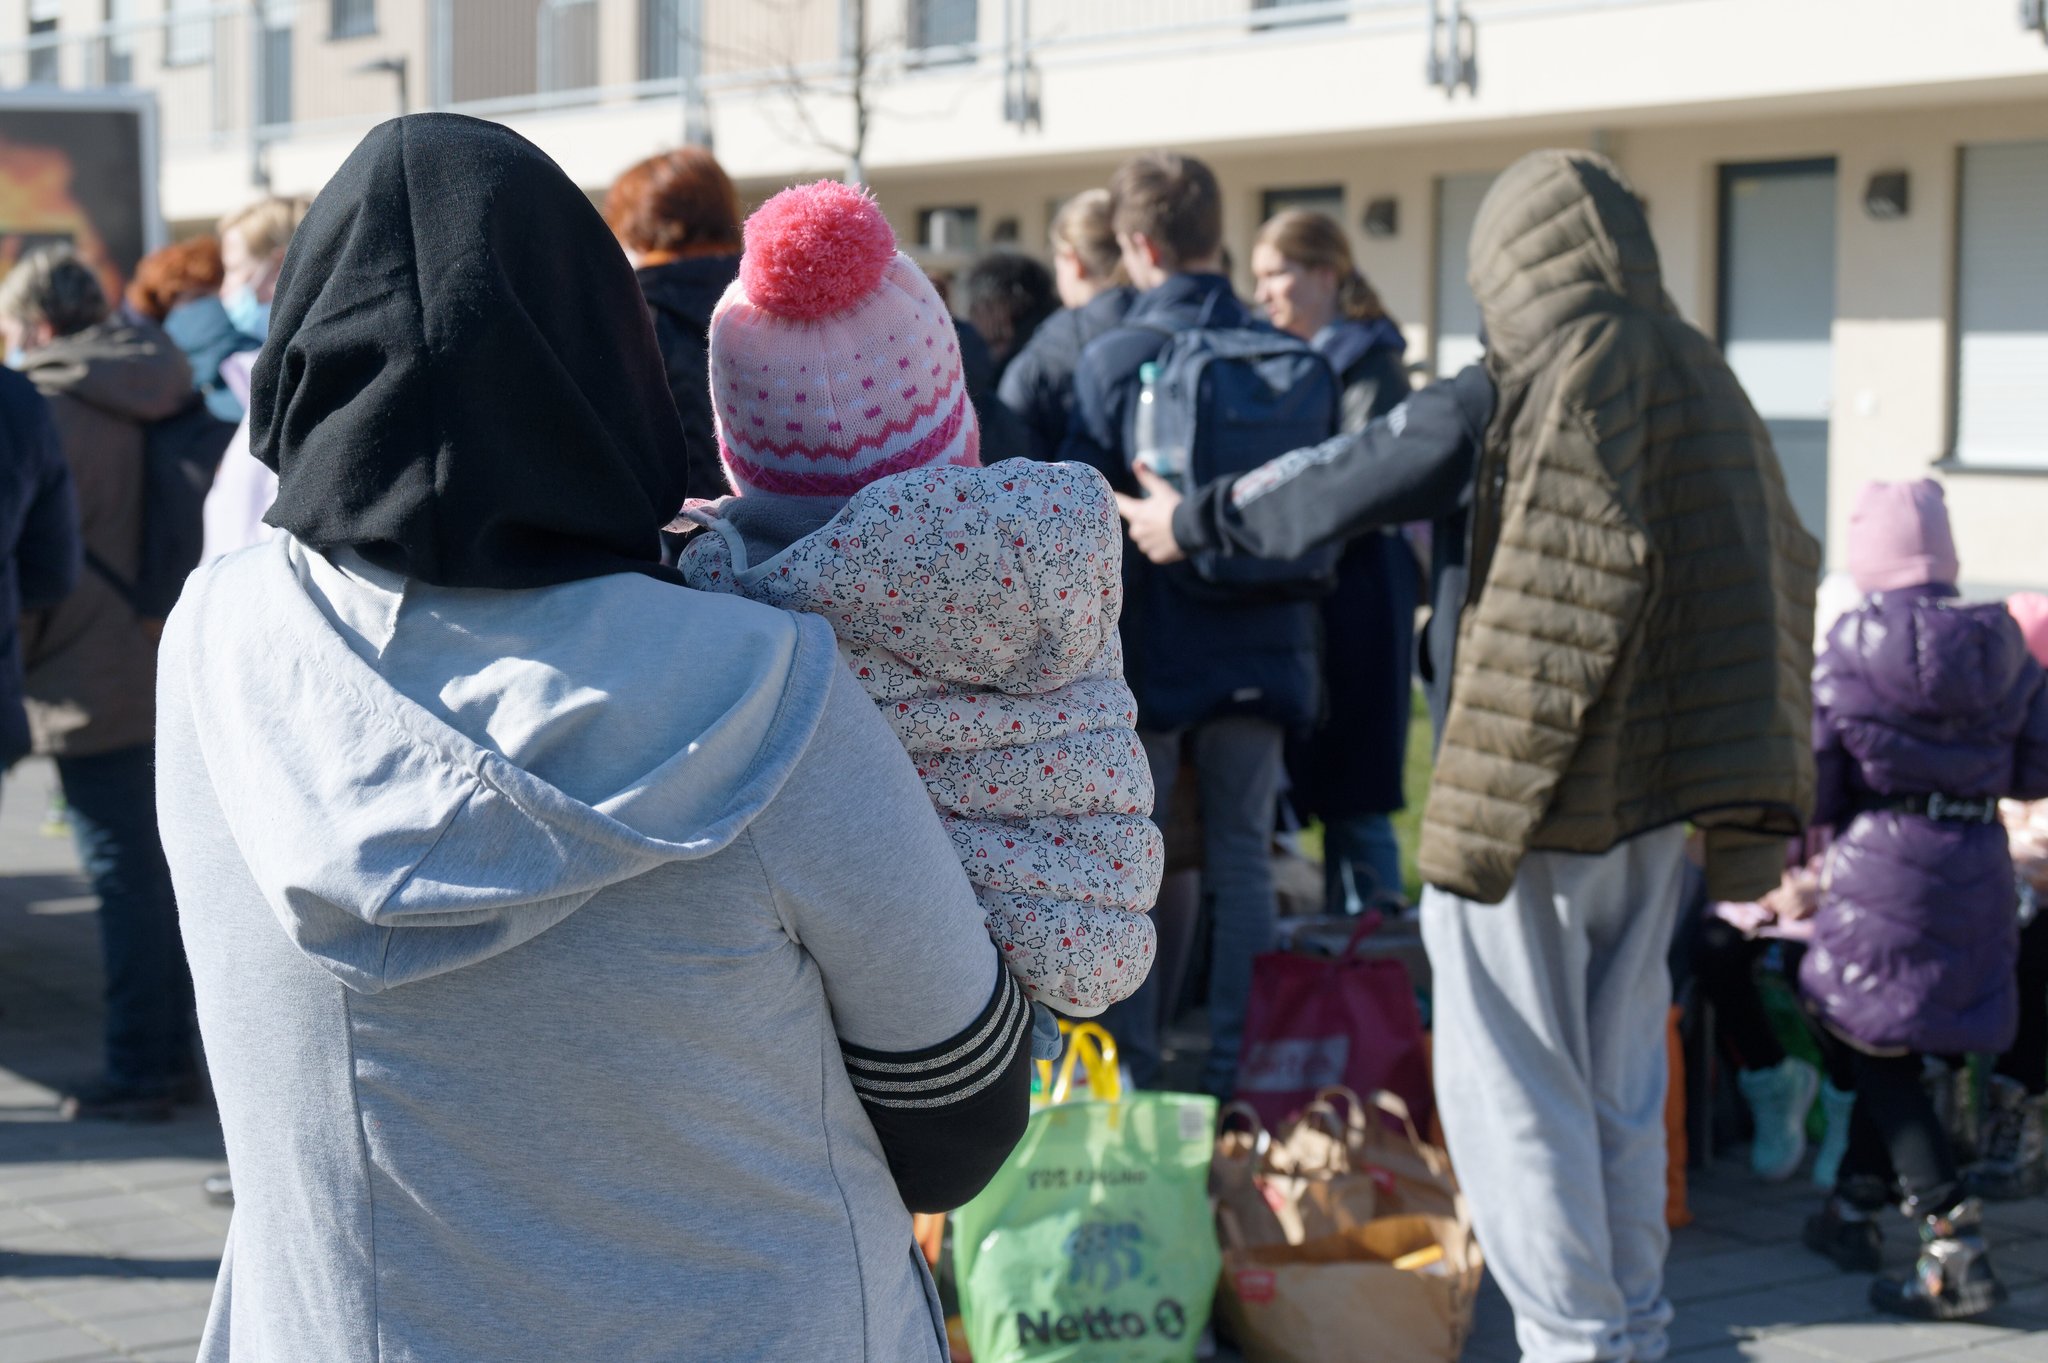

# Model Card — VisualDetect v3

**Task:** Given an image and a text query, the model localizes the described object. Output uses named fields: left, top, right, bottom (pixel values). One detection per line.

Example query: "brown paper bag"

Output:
left=1213, top=1102, right=1379, bottom=1250
left=1217, top=1214, right=1485, bottom=1363
left=1310, top=1086, right=1462, bottom=1224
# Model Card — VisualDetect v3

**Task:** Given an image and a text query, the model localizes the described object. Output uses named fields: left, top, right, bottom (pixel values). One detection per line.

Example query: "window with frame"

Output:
left=1253, top=0, right=1339, bottom=29
left=165, top=0, right=213, bottom=65
left=329, top=0, right=374, bottom=39
left=1260, top=185, right=1343, bottom=224
left=102, top=0, right=137, bottom=84
left=918, top=205, right=979, bottom=255
left=258, top=13, right=292, bottom=126
left=1432, top=170, right=1496, bottom=378
left=1953, top=140, right=2048, bottom=468
left=27, top=16, right=58, bottom=84
left=641, top=0, right=679, bottom=81
left=908, top=0, right=975, bottom=52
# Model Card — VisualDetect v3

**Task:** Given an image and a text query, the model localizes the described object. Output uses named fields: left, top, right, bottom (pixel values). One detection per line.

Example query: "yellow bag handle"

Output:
left=1035, top=1021, right=1122, bottom=1106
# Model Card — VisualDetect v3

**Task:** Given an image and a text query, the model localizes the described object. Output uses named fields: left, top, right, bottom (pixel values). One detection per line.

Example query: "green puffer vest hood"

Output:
left=1418, top=149, right=1820, bottom=905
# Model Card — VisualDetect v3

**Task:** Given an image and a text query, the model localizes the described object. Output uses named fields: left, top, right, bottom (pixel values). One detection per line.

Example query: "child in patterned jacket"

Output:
left=672, top=180, right=1160, bottom=1030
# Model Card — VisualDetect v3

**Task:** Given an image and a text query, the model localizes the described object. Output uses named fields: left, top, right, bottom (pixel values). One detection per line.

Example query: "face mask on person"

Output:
left=222, top=283, right=271, bottom=341
left=4, top=348, right=22, bottom=370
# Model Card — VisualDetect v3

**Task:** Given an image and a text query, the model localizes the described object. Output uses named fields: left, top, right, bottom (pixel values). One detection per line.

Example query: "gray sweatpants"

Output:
left=1422, top=827, right=1687, bottom=1363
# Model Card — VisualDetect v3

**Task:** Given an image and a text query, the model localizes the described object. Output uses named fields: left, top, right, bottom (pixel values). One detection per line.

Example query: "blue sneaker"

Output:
left=1811, top=1081, right=1856, bottom=1190
left=1741, top=1058, right=1820, bottom=1181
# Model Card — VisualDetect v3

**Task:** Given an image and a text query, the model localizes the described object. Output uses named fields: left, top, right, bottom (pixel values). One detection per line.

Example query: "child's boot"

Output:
left=1803, top=1175, right=1887, bottom=1273
left=1741, top=1057, right=1821, bottom=1181
left=1872, top=1196, right=2008, bottom=1321
left=1811, top=1082, right=1856, bottom=1190
left=1965, top=1076, right=2048, bottom=1201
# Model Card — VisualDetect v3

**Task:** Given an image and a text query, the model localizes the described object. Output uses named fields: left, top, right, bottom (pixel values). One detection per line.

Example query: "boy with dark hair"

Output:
left=1060, top=150, right=1319, bottom=1098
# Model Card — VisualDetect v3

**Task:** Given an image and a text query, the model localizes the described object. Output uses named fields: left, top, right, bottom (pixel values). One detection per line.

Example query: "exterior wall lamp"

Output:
left=1864, top=171, right=1910, bottom=221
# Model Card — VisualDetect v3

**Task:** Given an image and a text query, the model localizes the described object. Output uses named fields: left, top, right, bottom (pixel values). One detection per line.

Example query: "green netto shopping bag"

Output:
left=953, top=1090, right=1221, bottom=1363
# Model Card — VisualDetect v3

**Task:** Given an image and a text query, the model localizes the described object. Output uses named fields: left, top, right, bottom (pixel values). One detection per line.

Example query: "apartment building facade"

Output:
left=2, top=0, right=2045, bottom=584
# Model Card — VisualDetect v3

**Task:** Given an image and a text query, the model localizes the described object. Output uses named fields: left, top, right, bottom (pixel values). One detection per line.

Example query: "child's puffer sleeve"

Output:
left=820, top=462, right=1164, bottom=1017
left=804, top=459, right=1123, bottom=696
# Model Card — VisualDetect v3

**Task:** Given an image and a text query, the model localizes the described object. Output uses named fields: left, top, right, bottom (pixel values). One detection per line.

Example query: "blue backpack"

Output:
left=1131, top=307, right=1340, bottom=600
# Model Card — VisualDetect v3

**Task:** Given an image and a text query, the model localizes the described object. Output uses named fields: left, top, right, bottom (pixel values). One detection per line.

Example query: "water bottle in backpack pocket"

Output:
left=1126, top=319, right=1341, bottom=602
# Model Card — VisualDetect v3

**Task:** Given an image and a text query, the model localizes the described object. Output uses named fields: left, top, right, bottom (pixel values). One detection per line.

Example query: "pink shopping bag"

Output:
left=1234, top=914, right=1433, bottom=1134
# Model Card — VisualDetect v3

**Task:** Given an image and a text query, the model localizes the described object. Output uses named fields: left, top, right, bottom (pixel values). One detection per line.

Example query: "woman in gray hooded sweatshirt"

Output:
left=155, top=113, right=1031, bottom=1363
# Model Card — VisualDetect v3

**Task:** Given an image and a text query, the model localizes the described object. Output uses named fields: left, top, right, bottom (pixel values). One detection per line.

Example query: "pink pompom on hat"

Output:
left=2009, top=593, right=2048, bottom=669
left=1846, top=478, right=1959, bottom=595
left=706, top=179, right=979, bottom=500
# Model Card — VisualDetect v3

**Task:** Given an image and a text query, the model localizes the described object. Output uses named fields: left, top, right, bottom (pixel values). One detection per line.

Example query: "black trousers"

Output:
left=1694, top=916, right=1791, bottom=1072
left=1822, top=1038, right=1959, bottom=1211
left=1996, top=910, right=2048, bottom=1096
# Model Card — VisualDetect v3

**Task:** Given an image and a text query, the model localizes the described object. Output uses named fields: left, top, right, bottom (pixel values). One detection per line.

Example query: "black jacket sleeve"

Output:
left=1172, top=363, right=1494, bottom=562
left=842, top=969, right=1033, bottom=1213
left=12, top=385, right=78, bottom=612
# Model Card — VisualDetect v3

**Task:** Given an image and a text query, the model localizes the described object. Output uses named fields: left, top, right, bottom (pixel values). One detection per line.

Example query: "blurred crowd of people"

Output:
left=3, top=116, right=2047, bottom=1361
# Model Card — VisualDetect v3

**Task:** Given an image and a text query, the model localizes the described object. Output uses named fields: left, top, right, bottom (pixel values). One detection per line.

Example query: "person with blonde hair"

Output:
left=997, top=188, right=1136, bottom=462
left=216, top=197, right=304, bottom=342
left=200, top=197, right=306, bottom=564
left=1251, top=207, right=1416, bottom=917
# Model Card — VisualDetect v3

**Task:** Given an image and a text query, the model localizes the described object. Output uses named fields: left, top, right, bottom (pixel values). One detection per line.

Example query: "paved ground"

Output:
left=14, top=757, right=2048, bottom=1363
left=1, top=759, right=225, bottom=1363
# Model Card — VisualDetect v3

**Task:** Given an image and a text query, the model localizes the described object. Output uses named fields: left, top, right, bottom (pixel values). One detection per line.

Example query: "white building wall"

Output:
left=12, top=0, right=2046, bottom=584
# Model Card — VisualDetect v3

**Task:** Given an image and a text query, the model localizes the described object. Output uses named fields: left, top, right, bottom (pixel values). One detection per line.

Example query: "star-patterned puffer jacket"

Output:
left=676, top=459, right=1161, bottom=1016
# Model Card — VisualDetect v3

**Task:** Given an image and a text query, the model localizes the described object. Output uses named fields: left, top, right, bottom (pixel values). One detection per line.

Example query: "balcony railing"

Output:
left=0, top=0, right=1700, bottom=163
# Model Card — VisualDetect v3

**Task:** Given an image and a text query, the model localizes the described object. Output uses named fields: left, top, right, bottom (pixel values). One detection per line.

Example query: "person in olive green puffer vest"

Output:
left=1418, top=150, right=1820, bottom=909
left=1422, top=149, right=1818, bottom=1363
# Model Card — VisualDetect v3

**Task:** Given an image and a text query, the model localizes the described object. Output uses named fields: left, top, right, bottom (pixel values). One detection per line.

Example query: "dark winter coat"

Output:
left=20, top=319, right=191, bottom=757
left=998, top=285, right=1137, bottom=463
left=636, top=252, right=741, bottom=500
left=0, top=368, right=78, bottom=768
left=1802, top=587, right=2048, bottom=1056
left=1060, top=273, right=1320, bottom=732
left=1288, top=318, right=1416, bottom=820
left=955, top=318, right=1032, bottom=464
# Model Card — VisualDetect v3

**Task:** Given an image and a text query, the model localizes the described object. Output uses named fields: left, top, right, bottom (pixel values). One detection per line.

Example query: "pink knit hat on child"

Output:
left=706, top=180, right=979, bottom=499
left=1845, top=478, right=1959, bottom=595
left=2008, top=593, right=2048, bottom=669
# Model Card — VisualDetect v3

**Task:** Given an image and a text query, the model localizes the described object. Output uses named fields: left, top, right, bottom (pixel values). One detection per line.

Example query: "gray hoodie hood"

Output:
left=169, top=535, right=839, bottom=993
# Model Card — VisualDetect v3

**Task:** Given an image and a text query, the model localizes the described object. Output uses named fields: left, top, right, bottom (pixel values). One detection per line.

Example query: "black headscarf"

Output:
left=253, top=114, right=691, bottom=589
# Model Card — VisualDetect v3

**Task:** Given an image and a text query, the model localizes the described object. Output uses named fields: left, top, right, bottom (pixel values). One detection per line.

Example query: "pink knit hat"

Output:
left=1845, top=478, right=1959, bottom=595
left=706, top=180, right=979, bottom=499
left=2009, top=593, right=2048, bottom=668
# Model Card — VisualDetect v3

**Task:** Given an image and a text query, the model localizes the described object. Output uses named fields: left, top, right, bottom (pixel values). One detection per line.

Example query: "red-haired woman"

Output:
left=126, top=235, right=253, bottom=421
left=604, top=147, right=743, bottom=505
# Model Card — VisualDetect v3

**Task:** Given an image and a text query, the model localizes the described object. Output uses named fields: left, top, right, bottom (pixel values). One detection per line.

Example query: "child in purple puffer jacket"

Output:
left=1797, top=480, right=2048, bottom=1321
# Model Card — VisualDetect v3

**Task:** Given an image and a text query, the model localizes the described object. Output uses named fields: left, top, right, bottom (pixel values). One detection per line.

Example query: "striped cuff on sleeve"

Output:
left=841, top=969, right=1030, bottom=1112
